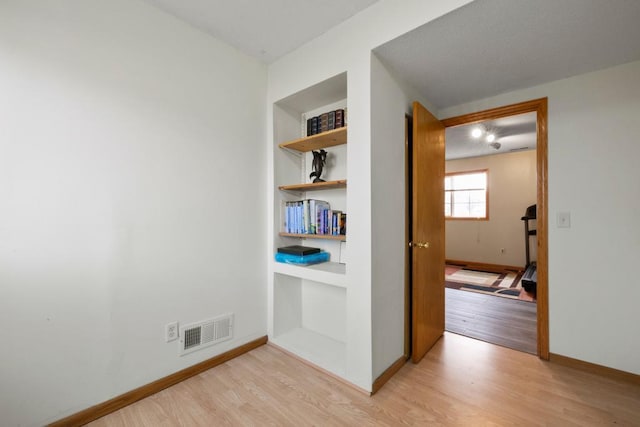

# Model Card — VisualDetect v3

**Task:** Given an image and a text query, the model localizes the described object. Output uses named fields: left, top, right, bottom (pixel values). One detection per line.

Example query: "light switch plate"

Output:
left=557, top=212, right=571, bottom=228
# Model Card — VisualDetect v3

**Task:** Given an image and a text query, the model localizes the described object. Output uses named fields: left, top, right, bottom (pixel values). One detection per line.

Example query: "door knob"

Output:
left=410, top=241, right=430, bottom=249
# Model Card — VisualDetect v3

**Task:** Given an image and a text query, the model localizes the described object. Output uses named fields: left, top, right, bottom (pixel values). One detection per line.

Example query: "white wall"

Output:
left=439, top=60, right=640, bottom=375
left=370, top=54, right=439, bottom=378
left=370, top=54, right=408, bottom=378
left=446, top=150, right=537, bottom=267
left=267, top=0, right=473, bottom=390
left=0, top=1, right=267, bottom=425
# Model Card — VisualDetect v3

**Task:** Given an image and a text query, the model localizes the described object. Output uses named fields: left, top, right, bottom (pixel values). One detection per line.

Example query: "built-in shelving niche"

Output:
left=273, top=72, right=347, bottom=272
left=271, top=72, right=349, bottom=378
left=271, top=273, right=347, bottom=377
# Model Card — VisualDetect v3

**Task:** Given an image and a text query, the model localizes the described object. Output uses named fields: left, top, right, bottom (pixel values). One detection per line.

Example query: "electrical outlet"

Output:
left=165, top=321, right=179, bottom=342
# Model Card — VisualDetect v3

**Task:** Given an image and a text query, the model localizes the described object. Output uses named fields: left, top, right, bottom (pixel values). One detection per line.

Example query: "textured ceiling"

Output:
left=143, top=0, right=380, bottom=63
left=445, top=112, right=536, bottom=160
left=375, top=0, right=640, bottom=110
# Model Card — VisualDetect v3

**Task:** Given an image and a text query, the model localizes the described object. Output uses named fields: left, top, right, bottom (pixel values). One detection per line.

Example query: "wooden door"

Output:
left=411, top=101, right=445, bottom=363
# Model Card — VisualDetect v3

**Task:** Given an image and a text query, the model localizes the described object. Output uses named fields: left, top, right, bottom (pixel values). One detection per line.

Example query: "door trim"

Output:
left=440, top=98, right=549, bottom=360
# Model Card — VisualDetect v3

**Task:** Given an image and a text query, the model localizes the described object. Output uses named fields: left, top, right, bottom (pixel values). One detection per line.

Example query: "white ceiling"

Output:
left=375, top=0, right=640, bottom=160
left=375, top=0, right=640, bottom=110
left=445, top=112, right=536, bottom=160
left=143, top=0, right=380, bottom=63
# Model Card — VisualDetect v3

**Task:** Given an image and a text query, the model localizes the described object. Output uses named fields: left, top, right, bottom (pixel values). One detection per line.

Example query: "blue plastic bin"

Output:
left=275, top=251, right=330, bottom=266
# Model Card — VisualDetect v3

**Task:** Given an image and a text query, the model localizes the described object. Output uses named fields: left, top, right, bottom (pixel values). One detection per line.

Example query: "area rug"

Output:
left=445, top=265, right=524, bottom=300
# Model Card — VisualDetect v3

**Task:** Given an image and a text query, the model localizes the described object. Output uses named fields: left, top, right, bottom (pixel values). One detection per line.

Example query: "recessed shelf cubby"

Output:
left=271, top=72, right=350, bottom=379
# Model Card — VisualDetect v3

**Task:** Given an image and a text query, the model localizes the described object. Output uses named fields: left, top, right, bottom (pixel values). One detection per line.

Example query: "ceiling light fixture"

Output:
left=486, top=133, right=496, bottom=143
left=471, top=127, right=483, bottom=138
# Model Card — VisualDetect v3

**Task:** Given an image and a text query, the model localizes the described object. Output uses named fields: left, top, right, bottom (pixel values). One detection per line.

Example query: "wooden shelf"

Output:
left=279, top=179, right=346, bottom=192
left=279, top=127, right=347, bottom=152
left=279, top=232, right=346, bottom=241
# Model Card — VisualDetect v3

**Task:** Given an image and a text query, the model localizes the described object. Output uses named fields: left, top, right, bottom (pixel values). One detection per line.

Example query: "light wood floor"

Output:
left=89, top=333, right=640, bottom=426
left=446, top=288, right=537, bottom=354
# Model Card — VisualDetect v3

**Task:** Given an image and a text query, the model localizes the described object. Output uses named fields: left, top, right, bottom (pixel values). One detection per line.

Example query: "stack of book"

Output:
left=283, top=199, right=346, bottom=236
left=306, top=108, right=346, bottom=136
left=275, top=245, right=330, bottom=266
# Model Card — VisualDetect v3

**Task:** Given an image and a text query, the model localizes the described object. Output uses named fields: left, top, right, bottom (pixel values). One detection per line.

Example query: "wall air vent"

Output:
left=179, top=313, right=234, bottom=356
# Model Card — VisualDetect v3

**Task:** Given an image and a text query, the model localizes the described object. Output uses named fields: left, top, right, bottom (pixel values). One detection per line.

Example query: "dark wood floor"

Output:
left=445, top=287, right=537, bottom=354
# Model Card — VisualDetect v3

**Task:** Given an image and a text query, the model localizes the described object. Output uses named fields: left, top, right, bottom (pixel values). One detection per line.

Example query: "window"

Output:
left=445, top=170, right=488, bottom=219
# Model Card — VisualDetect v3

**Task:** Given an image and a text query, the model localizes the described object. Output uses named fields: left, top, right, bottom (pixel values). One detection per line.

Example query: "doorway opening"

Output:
left=443, top=112, right=538, bottom=354
left=408, top=98, right=548, bottom=362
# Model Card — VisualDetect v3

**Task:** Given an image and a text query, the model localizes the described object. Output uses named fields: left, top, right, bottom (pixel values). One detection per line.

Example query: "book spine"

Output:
left=309, top=200, right=316, bottom=234
left=307, top=118, right=312, bottom=137
left=335, top=109, right=344, bottom=128
left=324, top=209, right=331, bottom=235
left=283, top=201, right=288, bottom=233
left=332, top=211, right=337, bottom=235
left=313, top=202, right=318, bottom=235
left=317, top=202, right=324, bottom=235
left=292, top=203, right=296, bottom=234
left=303, top=199, right=309, bottom=234
left=328, top=111, right=335, bottom=130
left=311, top=116, right=318, bottom=135
left=325, top=208, right=329, bottom=235
left=290, top=202, right=295, bottom=234
left=293, top=202, right=297, bottom=234
left=292, top=202, right=297, bottom=234
left=320, top=113, right=329, bottom=133
left=324, top=209, right=329, bottom=235
left=332, top=210, right=340, bottom=235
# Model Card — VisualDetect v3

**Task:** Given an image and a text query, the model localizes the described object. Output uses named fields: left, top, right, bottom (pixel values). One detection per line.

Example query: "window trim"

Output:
left=445, top=169, right=489, bottom=221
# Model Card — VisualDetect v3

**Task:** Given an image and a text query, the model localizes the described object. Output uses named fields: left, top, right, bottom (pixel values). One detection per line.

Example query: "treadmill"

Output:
left=521, top=204, right=537, bottom=294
